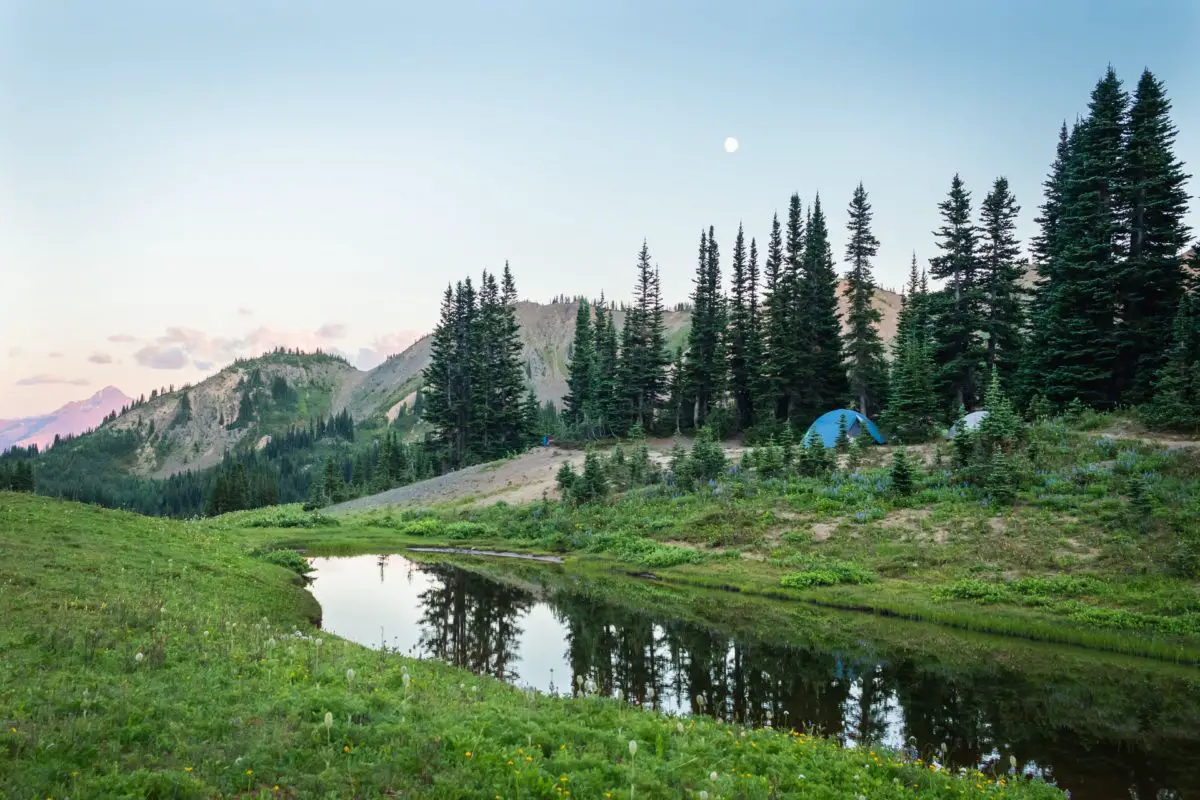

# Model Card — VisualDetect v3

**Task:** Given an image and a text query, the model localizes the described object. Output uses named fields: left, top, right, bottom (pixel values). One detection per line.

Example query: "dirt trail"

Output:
left=326, top=438, right=751, bottom=514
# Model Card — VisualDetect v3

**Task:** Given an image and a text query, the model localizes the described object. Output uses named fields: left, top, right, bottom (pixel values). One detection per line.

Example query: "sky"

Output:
left=1, top=0, right=1198, bottom=418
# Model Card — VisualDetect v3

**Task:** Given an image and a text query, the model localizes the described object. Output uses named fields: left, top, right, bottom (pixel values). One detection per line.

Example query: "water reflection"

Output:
left=308, top=554, right=1200, bottom=800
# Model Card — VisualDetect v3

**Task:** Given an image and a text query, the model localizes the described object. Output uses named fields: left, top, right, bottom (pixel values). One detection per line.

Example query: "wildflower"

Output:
left=343, top=745, right=350, bottom=753
left=797, top=774, right=805, bottom=780
left=560, top=776, right=569, bottom=783
left=402, top=673, right=412, bottom=688
left=710, top=772, right=718, bottom=782
left=314, top=638, right=322, bottom=648
left=628, top=740, right=637, bottom=757
left=699, top=793, right=709, bottom=800
left=184, top=767, right=192, bottom=773
left=134, top=652, right=145, bottom=663
left=266, top=638, right=276, bottom=649
left=246, top=769, right=253, bottom=776
left=346, top=668, right=355, bottom=683
left=465, top=751, right=473, bottom=758
left=324, top=712, right=333, bottom=730
left=676, top=722, right=684, bottom=734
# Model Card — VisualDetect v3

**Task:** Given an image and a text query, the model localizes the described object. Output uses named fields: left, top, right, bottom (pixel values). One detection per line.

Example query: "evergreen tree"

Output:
left=495, top=262, right=529, bottom=453
left=1020, top=122, right=1074, bottom=403
left=727, top=222, right=757, bottom=429
left=745, top=236, right=765, bottom=425
left=928, top=174, right=985, bottom=412
left=777, top=195, right=806, bottom=418
left=889, top=448, right=915, bottom=496
left=1037, top=68, right=1128, bottom=407
left=758, top=213, right=787, bottom=421
left=977, top=176, right=1026, bottom=386
left=1144, top=292, right=1200, bottom=430
left=422, top=282, right=474, bottom=467
left=684, top=226, right=727, bottom=428
left=797, top=195, right=847, bottom=419
left=881, top=329, right=939, bottom=443
left=563, top=298, right=594, bottom=426
left=618, top=241, right=669, bottom=432
left=593, top=297, right=621, bottom=434
left=1120, top=70, right=1193, bottom=402
left=842, top=182, right=888, bottom=417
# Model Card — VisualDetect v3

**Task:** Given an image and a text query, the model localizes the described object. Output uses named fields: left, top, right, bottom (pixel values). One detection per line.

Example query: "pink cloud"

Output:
left=16, top=374, right=89, bottom=386
left=354, top=331, right=423, bottom=370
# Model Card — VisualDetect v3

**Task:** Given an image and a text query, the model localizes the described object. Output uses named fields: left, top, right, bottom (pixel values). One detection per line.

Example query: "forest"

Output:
left=549, top=66, right=1197, bottom=445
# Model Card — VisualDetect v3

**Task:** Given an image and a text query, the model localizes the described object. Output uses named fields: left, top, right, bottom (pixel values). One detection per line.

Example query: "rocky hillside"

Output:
left=0, top=386, right=132, bottom=453
left=103, top=351, right=360, bottom=478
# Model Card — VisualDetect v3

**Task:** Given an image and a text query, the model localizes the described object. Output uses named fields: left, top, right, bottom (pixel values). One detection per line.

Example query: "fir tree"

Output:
left=745, top=236, right=765, bottom=425
left=797, top=195, right=847, bottom=419
left=1020, top=122, right=1074, bottom=404
left=778, top=195, right=806, bottom=418
left=1120, top=70, right=1193, bottom=402
left=563, top=298, right=594, bottom=426
left=1038, top=68, right=1128, bottom=407
left=727, top=222, right=756, bottom=428
left=881, top=330, right=938, bottom=443
left=684, top=226, right=727, bottom=428
left=758, top=213, right=787, bottom=420
left=889, top=448, right=915, bottom=496
left=593, top=298, right=621, bottom=433
left=929, top=174, right=985, bottom=412
left=1144, top=292, right=1200, bottom=430
left=977, top=176, right=1026, bottom=386
left=495, top=262, right=529, bottom=452
left=842, top=182, right=888, bottom=417
left=618, top=241, right=669, bottom=432
left=834, top=413, right=851, bottom=455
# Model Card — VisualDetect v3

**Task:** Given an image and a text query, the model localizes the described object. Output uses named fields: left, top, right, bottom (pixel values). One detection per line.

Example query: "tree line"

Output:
left=559, top=66, right=1197, bottom=441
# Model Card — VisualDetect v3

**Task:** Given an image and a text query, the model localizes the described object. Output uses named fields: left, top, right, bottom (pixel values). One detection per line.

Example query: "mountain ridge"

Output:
left=0, top=386, right=133, bottom=453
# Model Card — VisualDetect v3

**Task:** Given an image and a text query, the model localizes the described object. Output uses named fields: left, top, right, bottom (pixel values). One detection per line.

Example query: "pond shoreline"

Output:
left=407, top=545, right=564, bottom=563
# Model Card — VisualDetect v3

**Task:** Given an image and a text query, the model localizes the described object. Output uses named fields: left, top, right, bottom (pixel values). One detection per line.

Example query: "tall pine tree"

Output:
left=977, top=176, right=1026, bottom=387
left=797, top=195, right=847, bottom=419
left=684, top=227, right=727, bottom=428
left=563, top=298, right=594, bottom=425
left=758, top=213, right=787, bottom=421
left=929, top=174, right=985, bottom=413
left=618, top=241, right=669, bottom=432
left=1120, top=69, right=1193, bottom=402
left=842, top=182, right=888, bottom=417
left=1037, top=68, right=1128, bottom=407
left=727, top=222, right=757, bottom=428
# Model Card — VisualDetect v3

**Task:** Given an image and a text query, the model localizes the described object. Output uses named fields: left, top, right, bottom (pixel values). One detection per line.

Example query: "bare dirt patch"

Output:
left=811, top=522, right=838, bottom=542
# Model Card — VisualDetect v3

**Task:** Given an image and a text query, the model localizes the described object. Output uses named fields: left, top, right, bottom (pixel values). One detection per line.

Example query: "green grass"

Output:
left=0, top=492, right=1066, bottom=798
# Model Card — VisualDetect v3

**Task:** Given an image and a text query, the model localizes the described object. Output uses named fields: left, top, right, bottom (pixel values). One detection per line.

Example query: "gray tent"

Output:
left=945, top=410, right=988, bottom=439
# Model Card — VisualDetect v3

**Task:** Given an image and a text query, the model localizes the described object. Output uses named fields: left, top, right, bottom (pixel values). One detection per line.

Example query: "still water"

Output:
left=308, top=554, right=1200, bottom=800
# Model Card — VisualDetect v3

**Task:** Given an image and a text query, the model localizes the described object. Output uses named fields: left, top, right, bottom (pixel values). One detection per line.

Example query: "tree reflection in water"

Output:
left=387, top=560, right=1198, bottom=800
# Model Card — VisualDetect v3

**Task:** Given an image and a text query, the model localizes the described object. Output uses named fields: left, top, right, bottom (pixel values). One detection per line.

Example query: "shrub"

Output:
left=444, top=521, right=496, bottom=540
left=256, top=548, right=313, bottom=575
left=933, top=578, right=1009, bottom=603
left=779, top=554, right=874, bottom=588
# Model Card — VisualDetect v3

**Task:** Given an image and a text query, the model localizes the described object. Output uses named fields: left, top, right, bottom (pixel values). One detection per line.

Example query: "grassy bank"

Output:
left=0, top=493, right=1065, bottom=798
left=222, top=419, right=1200, bottom=663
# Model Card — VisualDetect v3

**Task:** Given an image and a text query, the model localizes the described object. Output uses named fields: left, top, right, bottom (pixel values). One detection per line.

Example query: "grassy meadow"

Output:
left=1, top=492, right=1070, bottom=798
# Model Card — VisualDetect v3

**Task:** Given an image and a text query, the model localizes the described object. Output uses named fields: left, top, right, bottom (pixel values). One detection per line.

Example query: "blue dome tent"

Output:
left=803, top=409, right=886, bottom=448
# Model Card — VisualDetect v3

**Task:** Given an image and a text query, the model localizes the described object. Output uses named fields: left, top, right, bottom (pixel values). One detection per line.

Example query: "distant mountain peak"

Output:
left=0, top=387, right=133, bottom=453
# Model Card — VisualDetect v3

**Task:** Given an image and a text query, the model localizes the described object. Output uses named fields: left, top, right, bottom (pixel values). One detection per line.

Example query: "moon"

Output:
left=724, top=136, right=739, bottom=153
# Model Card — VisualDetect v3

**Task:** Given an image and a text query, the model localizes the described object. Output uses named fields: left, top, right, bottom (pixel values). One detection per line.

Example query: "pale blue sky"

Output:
left=2, top=0, right=1198, bottom=417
